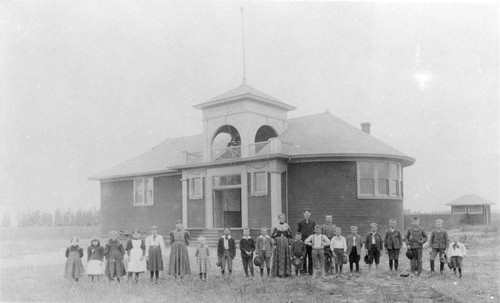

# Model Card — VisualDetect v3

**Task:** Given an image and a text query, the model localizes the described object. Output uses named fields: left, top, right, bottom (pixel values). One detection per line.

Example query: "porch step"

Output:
left=188, top=229, right=240, bottom=248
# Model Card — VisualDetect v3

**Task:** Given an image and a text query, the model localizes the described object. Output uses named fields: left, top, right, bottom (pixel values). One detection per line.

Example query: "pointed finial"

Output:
left=240, top=7, right=247, bottom=84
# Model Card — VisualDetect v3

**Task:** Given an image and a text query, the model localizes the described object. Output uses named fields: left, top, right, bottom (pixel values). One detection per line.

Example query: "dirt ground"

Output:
left=0, top=227, right=499, bottom=302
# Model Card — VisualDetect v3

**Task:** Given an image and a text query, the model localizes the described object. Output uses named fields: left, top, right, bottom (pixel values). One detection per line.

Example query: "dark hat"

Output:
left=447, top=260, right=454, bottom=270
left=364, top=254, right=370, bottom=264
left=253, top=256, right=262, bottom=267
left=412, top=216, right=419, bottom=221
left=406, top=249, right=414, bottom=259
left=292, top=258, right=303, bottom=268
left=303, top=208, right=311, bottom=213
left=400, top=270, right=410, bottom=277
left=440, top=254, right=448, bottom=264
left=343, top=254, right=348, bottom=264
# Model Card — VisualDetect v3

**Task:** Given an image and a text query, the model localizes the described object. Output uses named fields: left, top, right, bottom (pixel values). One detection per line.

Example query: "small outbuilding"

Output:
left=446, top=194, right=495, bottom=225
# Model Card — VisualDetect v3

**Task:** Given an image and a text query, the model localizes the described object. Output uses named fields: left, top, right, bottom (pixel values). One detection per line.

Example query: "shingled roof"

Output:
left=91, top=111, right=414, bottom=180
left=446, top=194, right=496, bottom=206
left=90, top=134, right=204, bottom=180
left=280, top=112, right=414, bottom=166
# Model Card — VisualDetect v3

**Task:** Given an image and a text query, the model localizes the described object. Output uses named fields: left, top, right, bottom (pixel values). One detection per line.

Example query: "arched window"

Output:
left=211, top=125, right=241, bottom=161
left=254, top=125, right=277, bottom=143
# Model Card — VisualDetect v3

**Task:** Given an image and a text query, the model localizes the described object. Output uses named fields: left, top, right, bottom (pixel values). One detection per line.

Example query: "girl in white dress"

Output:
left=125, top=229, right=146, bottom=283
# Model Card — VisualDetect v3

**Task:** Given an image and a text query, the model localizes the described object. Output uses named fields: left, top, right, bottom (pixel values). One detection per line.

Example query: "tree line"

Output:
left=1, top=208, right=101, bottom=227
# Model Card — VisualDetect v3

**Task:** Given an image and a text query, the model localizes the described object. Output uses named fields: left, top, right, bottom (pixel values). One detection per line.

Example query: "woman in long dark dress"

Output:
left=168, top=220, right=191, bottom=279
left=271, top=213, right=293, bottom=277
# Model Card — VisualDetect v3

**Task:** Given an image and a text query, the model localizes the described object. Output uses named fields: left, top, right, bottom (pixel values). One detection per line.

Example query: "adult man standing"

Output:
left=297, top=209, right=316, bottom=275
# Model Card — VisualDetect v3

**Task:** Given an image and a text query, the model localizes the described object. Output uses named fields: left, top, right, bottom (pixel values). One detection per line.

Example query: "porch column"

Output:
left=241, top=172, right=249, bottom=228
left=270, top=171, right=282, bottom=226
left=181, top=178, right=188, bottom=227
left=206, top=177, right=213, bottom=228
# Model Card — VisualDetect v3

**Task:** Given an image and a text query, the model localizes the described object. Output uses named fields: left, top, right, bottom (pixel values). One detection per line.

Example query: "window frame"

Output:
left=357, top=161, right=403, bottom=199
left=189, top=177, right=204, bottom=200
left=134, top=177, right=154, bottom=207
left=250, top=171, right=268, bottom=196
left=467, top=205, right=483, bottom=214
left=452, top=205, right=467, bottom=214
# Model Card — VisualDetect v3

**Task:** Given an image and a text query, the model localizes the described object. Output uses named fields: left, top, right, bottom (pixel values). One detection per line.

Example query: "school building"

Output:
left=90, top=81, right=415, bottom=239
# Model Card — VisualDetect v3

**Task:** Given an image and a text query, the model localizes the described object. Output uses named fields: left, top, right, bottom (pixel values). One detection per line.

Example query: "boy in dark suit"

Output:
left=365, top=223, right=383, bottom=274
left=239, top=228, right=255, bottom=277
left=291, top=232, right=306, bottom=276
left=256, top=227, right=273, bottom=277
left=385, top=219, right=402, bottom=274
left=405, top=217, right=428, bottom=276
left=217, top=227, right=236, bottom=277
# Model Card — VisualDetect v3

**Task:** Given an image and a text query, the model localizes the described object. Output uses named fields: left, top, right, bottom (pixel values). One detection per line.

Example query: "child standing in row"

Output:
left=405, top=217, right=428, bottom=276
left=86, top=237, right=104, bottom=281
left=346, top=226, right=362, bottom=277
left=305, top=225, right=330, bottom=279
left=365, top=223, right=383, bottom=274
left=330, top=227, right=347, bottom=278
left=291, top=232, right=306, bottom=276
left=195, top=236, right=210, bottom=282
left=256, top=227, right=272, bottom=277
left=448, top=235, right=466, bottom=278
left=429, top=219, right=449, bottom=275
left=145, top=225, right=165, bottom=284
left=64, top=237, right=84, bottom=282
left=105, top=231, right=126, bottom=282
left=240, top=228, right=255, bottom=277
left=217, top=227, right=236, bottom=277
left=385, top=219, right=402, bottom=274
left=126, top=229, right=146, bottom=283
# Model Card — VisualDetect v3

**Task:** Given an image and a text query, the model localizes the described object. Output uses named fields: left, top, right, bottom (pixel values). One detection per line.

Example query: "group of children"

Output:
left=65, top=216, right=467, bottom=283
left=64, top=220, right=194, bottom=283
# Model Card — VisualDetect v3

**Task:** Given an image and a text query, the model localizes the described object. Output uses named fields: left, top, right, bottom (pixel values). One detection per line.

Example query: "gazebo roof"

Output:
left=445, top=194, right=496, bottom=206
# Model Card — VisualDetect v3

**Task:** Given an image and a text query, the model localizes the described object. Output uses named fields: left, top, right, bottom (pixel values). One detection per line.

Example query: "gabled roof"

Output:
left=193, top=81, right=296, bottom=111
left=279, top=112, right=415, bottom=166
left=446, top=194, right=496, bottom=206
left=89, top=134, right=204, bottom=180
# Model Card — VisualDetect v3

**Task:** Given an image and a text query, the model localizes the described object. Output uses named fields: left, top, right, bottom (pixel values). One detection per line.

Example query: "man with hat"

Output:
left=297, top=208, right=316, bottom=275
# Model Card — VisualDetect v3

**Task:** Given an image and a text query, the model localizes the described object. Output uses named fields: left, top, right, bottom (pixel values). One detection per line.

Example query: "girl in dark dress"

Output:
left=64, top=237, right=84, bottom=282
left=271, top=213, right=293, bottom=277
left=104, top=231, right=126, bottom=282
left=145, top=225, right=166, bottom=284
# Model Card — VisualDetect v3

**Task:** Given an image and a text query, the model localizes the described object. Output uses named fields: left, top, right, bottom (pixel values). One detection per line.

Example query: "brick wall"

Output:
left=287, top=162, right=404, bottom=236
left=247, top=172, right=272, bottom=228
left=100, top=175, right=182, bottom=236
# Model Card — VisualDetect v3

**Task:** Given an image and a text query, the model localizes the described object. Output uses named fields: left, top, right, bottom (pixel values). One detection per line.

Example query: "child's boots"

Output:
left=199, top=273, right=203, bottom=281
left=266, top=268, right=270, bottom=276
left=260, top=268, right=264, bottom=277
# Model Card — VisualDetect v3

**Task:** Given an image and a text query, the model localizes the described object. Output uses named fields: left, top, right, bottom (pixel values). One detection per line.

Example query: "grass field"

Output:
left=0, top=226, right=499, bottom=303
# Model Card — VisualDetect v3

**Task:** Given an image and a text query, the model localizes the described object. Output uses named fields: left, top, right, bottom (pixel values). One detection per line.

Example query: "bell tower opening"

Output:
left=211, top=125, right=241, bottom=161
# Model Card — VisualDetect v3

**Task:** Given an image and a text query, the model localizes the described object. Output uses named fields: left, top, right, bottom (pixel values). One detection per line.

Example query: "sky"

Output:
left=1, top=1, right=499, bottom=216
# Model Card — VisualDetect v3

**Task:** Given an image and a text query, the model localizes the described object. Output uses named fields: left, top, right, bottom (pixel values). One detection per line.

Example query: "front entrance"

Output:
left=213, top=188, right=242, bottom=228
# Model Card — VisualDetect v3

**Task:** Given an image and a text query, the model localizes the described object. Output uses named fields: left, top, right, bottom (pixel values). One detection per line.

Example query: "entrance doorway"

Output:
left=213, top=188, right=242, bottom=228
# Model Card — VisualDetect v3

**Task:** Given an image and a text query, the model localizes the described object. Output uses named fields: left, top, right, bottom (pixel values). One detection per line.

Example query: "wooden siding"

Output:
left=287, top=162, right=404, bottom=236
left=100, top=175, right=182, bottom=236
